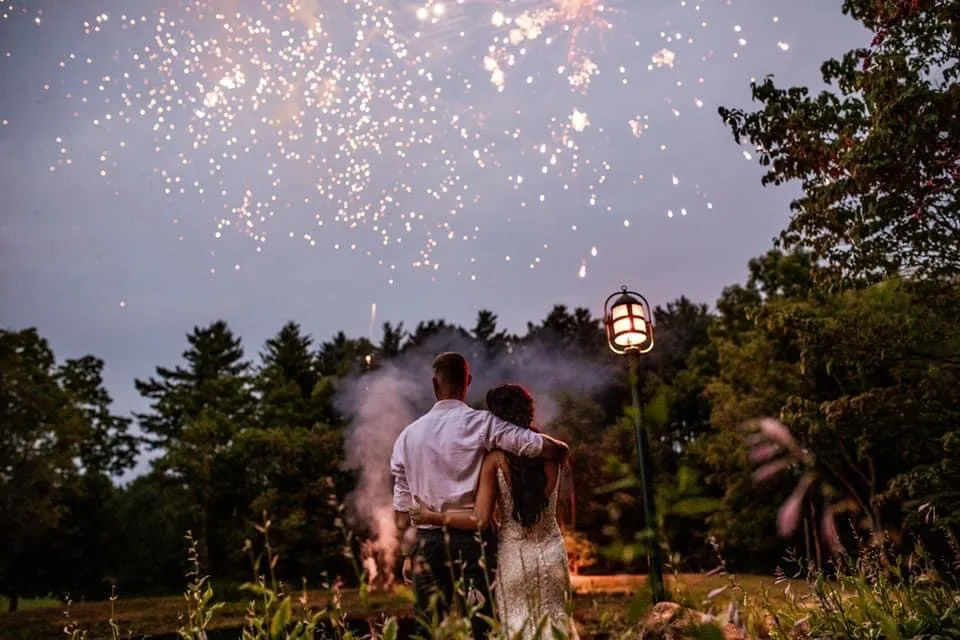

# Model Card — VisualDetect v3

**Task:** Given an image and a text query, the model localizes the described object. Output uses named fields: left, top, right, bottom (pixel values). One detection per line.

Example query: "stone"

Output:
left=637, top=602, right=755, bottom=640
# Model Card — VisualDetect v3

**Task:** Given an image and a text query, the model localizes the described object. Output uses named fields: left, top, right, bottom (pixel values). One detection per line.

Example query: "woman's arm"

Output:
left=413, top=453, right=501, bottom=530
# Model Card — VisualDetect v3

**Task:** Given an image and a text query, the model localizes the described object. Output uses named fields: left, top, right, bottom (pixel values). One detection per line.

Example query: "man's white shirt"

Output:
left=390, top=399, right=544, bottom=529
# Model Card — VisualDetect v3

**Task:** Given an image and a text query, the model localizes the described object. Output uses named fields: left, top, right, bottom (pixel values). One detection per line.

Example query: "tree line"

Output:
left=2, top=0, right=957, bottom=613
left=3, top=250, right=958, bottom=610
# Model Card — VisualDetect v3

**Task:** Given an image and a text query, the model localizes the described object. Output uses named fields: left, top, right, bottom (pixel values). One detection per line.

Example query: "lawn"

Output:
left=0, top=574, right=801, bottom=640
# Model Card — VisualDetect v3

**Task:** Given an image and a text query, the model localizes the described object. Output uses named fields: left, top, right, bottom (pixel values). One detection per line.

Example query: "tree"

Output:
left=36, top=474, right=122, bottom=601
left=317, top=331, right=375, bottom=377
left=691, top=251, right=821, bottom=569
left=227, top=426, right=349, bottom=582
left=471, top=310, right=506, bottom=346
left=0, top=329, right=134, bottom=611
left=401, top=319, right=470, bottom=352
left=769, top=279, right=960, bottom=541
left=134, top=321, right=255, bottom=572
left=0, top=329, right=80, bottom=611
left=646, top=298, right=715, bottom=462
left=524, top=305, right=605, bottom=356
left=378, top=322, right=405, bottom=359
left=547, top=392, right=613, bottom=539
left=258, top=322, right=337, bottom=430
left=470, top=310, right=510, bottom=361
left=694, top=248, right=960, bottom=566
left=719, top=0, right=960, bottom=283
left=135, top=320, right=253, bottom=446
left=111, top=473, right=195, bottom=593
left=58, top=355, right=138, bottom=476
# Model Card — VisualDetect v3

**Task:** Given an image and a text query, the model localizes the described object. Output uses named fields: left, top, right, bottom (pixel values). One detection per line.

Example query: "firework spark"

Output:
left=0, top=0, right=790, bottom=282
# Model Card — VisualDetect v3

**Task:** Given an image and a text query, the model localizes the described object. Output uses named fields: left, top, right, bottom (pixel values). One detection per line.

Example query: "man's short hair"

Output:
left=432, top=352, right=469, bottom=390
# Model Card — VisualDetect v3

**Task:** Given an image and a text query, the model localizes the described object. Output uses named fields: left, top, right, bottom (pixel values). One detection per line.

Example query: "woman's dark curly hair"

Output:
left=486, top=384, right=548, bottom=530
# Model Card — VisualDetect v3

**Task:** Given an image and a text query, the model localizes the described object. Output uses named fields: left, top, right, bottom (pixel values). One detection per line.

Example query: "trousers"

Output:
left=412, top=527, right=498, bottom=639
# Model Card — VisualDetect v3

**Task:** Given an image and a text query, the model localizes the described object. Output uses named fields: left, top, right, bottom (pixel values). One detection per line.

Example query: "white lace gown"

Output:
left=494, top=468, right=579, bottom=639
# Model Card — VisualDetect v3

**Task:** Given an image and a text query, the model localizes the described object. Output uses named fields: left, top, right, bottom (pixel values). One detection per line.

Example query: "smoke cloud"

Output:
left=336, top=329, right=616, bottom=577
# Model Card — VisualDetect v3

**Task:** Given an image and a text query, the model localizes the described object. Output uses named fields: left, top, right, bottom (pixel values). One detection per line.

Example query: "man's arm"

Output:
left=538, top=433, right=570, bottom=461
left=484, top=411, right=569, bottom=460
left=389, top=436, right=416, bottom=554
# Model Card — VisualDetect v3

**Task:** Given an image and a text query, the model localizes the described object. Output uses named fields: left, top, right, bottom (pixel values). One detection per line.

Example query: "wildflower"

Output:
left=758, top=417, right=799, bottom=452
left=777, top=473, right=815, bottom=537
left=821, top=504, right=841, bottom=552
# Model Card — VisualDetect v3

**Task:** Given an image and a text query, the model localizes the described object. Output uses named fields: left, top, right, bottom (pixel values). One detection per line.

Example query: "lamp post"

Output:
left=603, top=285, right=667, bottom=604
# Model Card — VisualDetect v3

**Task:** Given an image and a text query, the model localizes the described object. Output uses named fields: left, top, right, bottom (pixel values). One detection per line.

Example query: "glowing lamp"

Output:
left=603, top=286, right=654, bottom=355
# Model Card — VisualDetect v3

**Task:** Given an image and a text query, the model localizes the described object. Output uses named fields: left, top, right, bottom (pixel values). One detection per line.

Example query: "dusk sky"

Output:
left=1, top=1, right=868, bottom=432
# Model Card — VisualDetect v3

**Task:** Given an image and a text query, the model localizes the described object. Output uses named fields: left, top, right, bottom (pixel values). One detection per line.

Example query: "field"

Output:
left=0, top=574, right=800, bottom=640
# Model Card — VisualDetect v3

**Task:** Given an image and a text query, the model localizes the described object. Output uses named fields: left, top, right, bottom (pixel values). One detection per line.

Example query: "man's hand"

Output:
left=539, top=434, right=570, bottom=460
left=402, top=556, right=413, bottom=584
left=408, top=496, right=431, bottom=526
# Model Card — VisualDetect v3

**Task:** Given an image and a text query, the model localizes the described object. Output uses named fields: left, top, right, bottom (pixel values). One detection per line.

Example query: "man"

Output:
left=390, top=352, right=569, bottom=639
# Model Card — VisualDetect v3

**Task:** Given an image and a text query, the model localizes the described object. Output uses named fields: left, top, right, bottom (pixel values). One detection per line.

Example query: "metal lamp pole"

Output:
left=627, top=351, right=666, bottom=603
left=604, top=286, right=667, bottom=604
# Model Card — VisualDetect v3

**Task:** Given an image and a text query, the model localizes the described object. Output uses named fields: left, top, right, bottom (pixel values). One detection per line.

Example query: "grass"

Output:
left=572, top=573, right=800, bottom=608
left=0, top=598, right=62, bottom=613
left=0, top=574, right=801, bottom=640
left=0, top=589, right=413, bottom=640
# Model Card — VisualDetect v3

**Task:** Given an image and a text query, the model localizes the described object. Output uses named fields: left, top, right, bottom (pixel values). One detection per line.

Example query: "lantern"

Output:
left=603, top=286, right=654, bottom=355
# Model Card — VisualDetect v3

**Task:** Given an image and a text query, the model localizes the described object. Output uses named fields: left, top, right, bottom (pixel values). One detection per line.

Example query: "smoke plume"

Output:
left=336, top=329, right=615, bottom=579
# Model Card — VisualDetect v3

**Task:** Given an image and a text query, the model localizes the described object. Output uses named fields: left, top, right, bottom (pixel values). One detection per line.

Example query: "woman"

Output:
left=410, top=384, right=578, bottom=639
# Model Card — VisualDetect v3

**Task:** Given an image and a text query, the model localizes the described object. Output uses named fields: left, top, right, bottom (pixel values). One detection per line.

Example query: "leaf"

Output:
left=382, top=618, right=399, bottom=640
left=643, top=387, right=671, bottom=427
left=627, top=595, right=650, bottom=622
left=689, top=623, right=725, bottom=640
left=594, top=476, right=638, bottom=494
left=705, top=586, right=728, bottom=601
left=876, top=612, right=901, bottom=640
left=671, top=497, right=723, bottom=516
left=270, top=598, right=291, bottom=640
left=676, top=466, right=699, bottom=493
left=551, top=621, right=570, bottom=640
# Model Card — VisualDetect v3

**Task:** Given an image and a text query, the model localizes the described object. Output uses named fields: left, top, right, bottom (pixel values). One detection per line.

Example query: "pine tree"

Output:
left=134, top=320, right=254, bottom=571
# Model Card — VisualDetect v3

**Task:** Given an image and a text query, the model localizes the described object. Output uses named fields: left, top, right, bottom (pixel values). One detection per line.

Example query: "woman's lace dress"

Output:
left=494, top=468, right=579, bottom=639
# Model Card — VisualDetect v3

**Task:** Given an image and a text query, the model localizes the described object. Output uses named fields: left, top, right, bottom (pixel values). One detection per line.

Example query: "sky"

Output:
left=0, top=0, right=869, bottom=432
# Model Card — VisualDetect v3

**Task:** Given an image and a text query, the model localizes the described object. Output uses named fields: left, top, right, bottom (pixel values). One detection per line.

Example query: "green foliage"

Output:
left=756, top=544, right=960, bottom=640
left=135, top=320, right=255, bottom=445
left=719, top=0, right=960, bottom=283
left=258, top=322, right=339, bottom=430
left=111, top=473, right=195, bottom=593
left=0, top=328, right=136, bottom=611
left=695, top=250, right=960, bottom=565
left=888, top=429, right=960, bottom=529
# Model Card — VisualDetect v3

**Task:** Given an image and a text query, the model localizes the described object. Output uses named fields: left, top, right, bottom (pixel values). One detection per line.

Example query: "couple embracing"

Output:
left=390, top=352, right=579, bottom=639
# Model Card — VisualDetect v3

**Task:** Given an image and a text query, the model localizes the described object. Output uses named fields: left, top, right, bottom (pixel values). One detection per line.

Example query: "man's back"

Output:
left=391, top=399, right=542, bottom=523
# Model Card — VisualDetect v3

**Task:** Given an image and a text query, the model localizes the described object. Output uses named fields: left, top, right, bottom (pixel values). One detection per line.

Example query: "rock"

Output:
left=637, top=602, right=755, bottom=640
left=720, top=622, right=749, bottom=640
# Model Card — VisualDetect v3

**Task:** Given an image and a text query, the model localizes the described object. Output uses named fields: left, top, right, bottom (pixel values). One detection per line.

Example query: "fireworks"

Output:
left=0, top=0, right=791, bottom=282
